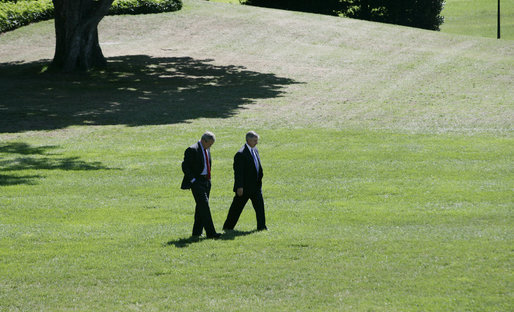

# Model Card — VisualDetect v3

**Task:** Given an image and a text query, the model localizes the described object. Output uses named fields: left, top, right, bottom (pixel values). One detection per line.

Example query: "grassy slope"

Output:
left=0, top=0, right=513, bottom=311
left=3, top=0, right=511, bottom=132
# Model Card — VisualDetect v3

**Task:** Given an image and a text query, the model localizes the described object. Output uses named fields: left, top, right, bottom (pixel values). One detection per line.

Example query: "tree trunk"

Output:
left=51, top=0, right=114, bottom=72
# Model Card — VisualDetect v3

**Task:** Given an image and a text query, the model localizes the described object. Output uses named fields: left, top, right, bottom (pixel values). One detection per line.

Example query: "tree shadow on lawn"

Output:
left=0, top=55, right=299, bottom=133
left=0, top=142, right=111, bottom=186
left=166, top=229, right=258, bottom=248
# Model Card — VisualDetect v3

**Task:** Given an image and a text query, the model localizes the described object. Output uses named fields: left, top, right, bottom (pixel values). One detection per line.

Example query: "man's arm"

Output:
left=234, top=152, right=244, bottom=196
left=182, top=147, right=196, bottom=183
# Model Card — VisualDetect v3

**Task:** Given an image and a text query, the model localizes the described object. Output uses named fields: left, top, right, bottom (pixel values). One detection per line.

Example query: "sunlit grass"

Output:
left=441, top=0, right=514, bottom=39
left=1, top=127, right=512, bottom=311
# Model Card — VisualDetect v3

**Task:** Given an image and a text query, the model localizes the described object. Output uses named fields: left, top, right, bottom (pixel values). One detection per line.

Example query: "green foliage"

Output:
left=0, top=0, right=53, bottom=33
left=243, top=0, right=445, bottom=30
left=340, top=0, right=445, bottom=31
left=0, top=0, right=182, bottom=33
left=109, top=0, right=182, bottom=15
left=241, top=0, right=341, bottom=16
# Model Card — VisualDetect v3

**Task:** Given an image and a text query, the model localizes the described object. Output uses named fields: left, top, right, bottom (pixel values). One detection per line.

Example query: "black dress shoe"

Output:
left=257, top=226, right=268, bottom=231
left=207, top=233, right=222, bottom=239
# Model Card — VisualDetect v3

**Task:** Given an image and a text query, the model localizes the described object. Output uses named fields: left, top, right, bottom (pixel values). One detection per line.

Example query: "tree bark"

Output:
left=51, top=0, right=114, bottom=72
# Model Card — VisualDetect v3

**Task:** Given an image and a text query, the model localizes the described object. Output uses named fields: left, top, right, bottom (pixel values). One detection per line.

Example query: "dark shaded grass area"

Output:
left=0, top=142, right=110, bottom=186
left=0, top=55, right=298, bottom=133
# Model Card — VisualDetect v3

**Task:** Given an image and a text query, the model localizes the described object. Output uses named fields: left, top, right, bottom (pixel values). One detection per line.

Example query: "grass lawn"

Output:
left=0, top=0, right=513, bottom=310
left=441, top=0, right=514, bottom=40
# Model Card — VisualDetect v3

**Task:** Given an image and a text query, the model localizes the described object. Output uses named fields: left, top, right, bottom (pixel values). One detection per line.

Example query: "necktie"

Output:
left=203, top=148, right=211, bottom=180
left=251, top=148, right=259, bottom=172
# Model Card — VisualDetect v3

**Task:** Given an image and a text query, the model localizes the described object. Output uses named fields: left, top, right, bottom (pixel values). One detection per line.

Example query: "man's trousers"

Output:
left=223, top=189, right=266, bottom=231
left=191, top=178, right=217, bottom=236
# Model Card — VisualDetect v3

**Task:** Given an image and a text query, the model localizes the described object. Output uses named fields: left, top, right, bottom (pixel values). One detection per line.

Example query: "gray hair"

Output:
left=201, top=131, right=216, bottom=142
left=246, top=131, right=259, bottom=141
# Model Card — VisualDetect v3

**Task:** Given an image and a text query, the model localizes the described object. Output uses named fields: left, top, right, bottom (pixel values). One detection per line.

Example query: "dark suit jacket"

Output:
left=181, top=141, right=211, bottom=190
left=233, top=144, right=263, bottom=194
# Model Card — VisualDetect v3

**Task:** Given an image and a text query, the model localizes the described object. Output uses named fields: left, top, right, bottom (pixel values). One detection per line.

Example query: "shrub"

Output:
left=109, top=0, right=182, bottom=15
left=0, top=0, right=182, bottom=33
left=0, top=0, right=53, bottom=33
left=242, top=0, right=445, bottom=30
left=340, top=0, right=444, bottom=30
left=240, top=0, right=340, bottom=16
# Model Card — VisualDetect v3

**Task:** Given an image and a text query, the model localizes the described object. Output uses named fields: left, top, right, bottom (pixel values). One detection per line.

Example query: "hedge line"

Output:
left=0, top=1, right=53, bottom=32
left=0, top=0, right=182, bottom=33
left=242, top=0, right=444, bottom=31
left=109, top=0, right=182, bottom=15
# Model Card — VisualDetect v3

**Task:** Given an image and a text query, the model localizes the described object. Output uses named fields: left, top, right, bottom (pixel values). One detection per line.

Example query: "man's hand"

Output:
left=237, top=188, right=243, bottom=197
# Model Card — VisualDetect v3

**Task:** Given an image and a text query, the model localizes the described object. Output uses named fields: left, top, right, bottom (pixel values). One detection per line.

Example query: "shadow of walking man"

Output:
left=166, top=229, right=259, bottom=248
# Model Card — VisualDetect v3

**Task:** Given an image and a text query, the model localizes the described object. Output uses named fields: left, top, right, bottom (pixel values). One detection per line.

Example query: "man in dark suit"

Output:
left=223, top=131, right=267, bottom=231
left=181, top=131, right=221, bottom=239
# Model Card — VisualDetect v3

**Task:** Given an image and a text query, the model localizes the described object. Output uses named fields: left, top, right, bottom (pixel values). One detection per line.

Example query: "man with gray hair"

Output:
left=223, top=131, right=267, bottom=231
left=181, top=131, right=221, bottom=239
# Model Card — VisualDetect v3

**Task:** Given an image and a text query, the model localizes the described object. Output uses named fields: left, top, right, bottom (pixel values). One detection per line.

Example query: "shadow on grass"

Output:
left=166, top=229, right=259, bottom=248
left=0, top=55, right=299, bottom=133
left=0, top=142, right=111, bottom=186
